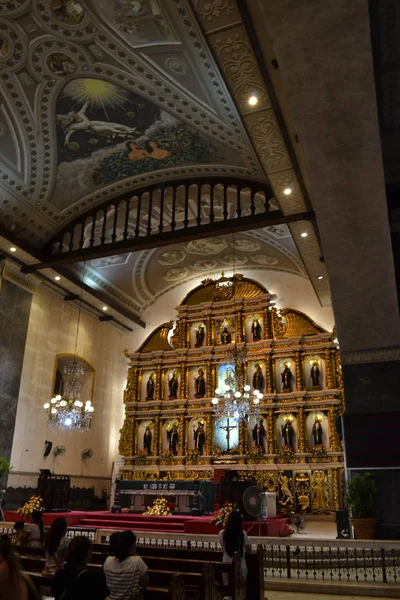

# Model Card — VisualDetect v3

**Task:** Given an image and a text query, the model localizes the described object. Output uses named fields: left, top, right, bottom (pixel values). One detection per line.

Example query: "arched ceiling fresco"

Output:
left=0, top=0, right=330, bottom=323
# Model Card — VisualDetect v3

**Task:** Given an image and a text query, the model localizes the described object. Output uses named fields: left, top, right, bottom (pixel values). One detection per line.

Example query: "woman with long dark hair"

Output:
left=0, top=537, right=40, bottom=600
left=26, top=511, right=45, bottom=547
left=42, top=517, right=69, bottom=576
left=218, top=511, right=250, bottom=587
left=103, top=530, right=148, bottom=599
left=52, top=535, right=108, bottom=600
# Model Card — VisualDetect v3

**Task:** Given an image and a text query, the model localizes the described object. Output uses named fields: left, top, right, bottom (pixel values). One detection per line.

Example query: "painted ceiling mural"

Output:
left=53, top=77, right=225, bottom=210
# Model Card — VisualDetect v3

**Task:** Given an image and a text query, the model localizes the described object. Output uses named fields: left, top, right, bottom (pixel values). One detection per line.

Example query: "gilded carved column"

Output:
left=328, top=406, right=340, bottom=452
left=124, top=366, right=139, bottom=403
left=295, top=351, right=304, bottom=391
left=178, top=416, right=185, bottom=456
left=211, top=364, right=217, bottom=397
left=236, top=309, right=244, bottom=343
left=334, top=350, right=343, bottom=391
left=154, top=416, right=160, bottom=455
left=206, top=359, right=212, bottom=397
left=180, top=362, right=187, bottom=399
left=138, top=370, right=143, bottom=402
left=182, top=317, right=188, bottom=348
left=266, top=354, right=274, bottom=394
left=267, top=409, right=276, bottom=454
left=156, top=365, right=162, bottom=401
left=271, top=357, right=277, bottom=394
left=206, top=315, right=213, bottom=346
left=133, top=420, right=138, bottom=455
left=264, top=307, right=273, bottom=340
left=324, top=349, right=335, bottom=389
left=239, top=420, right=246, bottom=455
left=206, top=413, right=212, bottom=455
left=332, top=468, right=341, bottom=510
left=297, top=407, right=307, bottom=453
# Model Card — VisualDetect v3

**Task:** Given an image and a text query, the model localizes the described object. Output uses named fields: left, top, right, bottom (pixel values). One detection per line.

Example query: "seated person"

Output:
left=26, top=511, right=45, bottom=548
left=52, top=535, right=109, bottom=600
left=12, top=521, right=30, bottom=546
left=42, top=517, right=69, bottom=576
left=0, top=537, right=41, bottom=599
left=100, top=531, right=120, bottom=565
left=103, top=530, right=148, bottom=599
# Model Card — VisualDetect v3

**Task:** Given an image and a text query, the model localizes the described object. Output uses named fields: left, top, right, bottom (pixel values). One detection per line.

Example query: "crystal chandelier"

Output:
left=43, top=264, right=94, bottom=432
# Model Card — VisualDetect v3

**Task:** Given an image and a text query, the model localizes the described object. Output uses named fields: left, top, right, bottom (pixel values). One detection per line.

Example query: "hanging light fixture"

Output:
left=43, top=264, right=94, bottom=432
left=211, top=237, right=261, bottom=422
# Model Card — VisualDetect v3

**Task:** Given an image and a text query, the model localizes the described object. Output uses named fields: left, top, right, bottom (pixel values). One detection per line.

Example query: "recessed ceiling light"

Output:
left=102, top=306, right=108, bottom=311
left=54, top=276, right=60, bottom=281
left=317, top=275, right=323, bottom=280
left=283, top=188, right=292, bottom=195
left=300, top=232, right=308, bottom=238
left=248, top=95, right=258, bottom=106
left=9, top=247, right=16, bottom=252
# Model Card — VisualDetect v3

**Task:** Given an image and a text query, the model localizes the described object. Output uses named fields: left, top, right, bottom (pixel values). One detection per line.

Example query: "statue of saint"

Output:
left=251, top=318, right=262, bottom=342
left=168, top=370, right=179, bottom=399
left=252, top=418, right=266, bottom=449
left=195, top=324, right=205, bottom=348
left=220, top=326, right=232, bottom=345
left=312, top=416, right=323, bottom=445
left=194, top=368, right=206, bottom=398
left=281, top=417, right=294, bottom=448
left=281, top=363, right=293, bottom=392
left=252, top=363, right=265, bottom=392
left=143, top=426, right=152, bottom=455
left=310, top=360, right=321, bottom=389
left=312, top=471, right=330, bottom=511
left=146, top=373, right=156, bottom=400
left=194, top=421, right=206, bottom=454
left=167, top=423, right=179, bottom=455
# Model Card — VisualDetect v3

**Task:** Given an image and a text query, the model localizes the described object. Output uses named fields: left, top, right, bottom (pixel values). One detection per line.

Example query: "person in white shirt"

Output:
left=103, top=531, right=148, bottom=600
left=218, top=510, right=250, bottom=590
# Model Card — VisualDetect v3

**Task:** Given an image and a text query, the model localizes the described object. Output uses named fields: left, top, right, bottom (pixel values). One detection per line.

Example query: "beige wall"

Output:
left=9, top=286, right=126, bottom=493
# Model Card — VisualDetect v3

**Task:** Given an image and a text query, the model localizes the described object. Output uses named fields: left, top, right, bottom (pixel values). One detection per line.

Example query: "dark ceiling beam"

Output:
left=21, top=209, right=315, bottom=273
left=0, top=223, right=143, bottom=328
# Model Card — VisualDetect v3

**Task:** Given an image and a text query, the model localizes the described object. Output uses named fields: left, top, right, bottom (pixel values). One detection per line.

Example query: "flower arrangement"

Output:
left=230, top=445, right=241, bottom=455
left=308, top=444, right=329, bottom=462
left=212, top=444, right=223, bottom=457
left=210, top=502, right=239, bottom=527
left=134, top=449, right=148, bottom=458
left=17, top=495, right=45, bottom=517
left=186, top=449, right=200, bottom=465
left=247, top=446, right=265, bottom=463
left=144, top=497, right=171, bottom=516
left=159, top=449, right=174, bottom=464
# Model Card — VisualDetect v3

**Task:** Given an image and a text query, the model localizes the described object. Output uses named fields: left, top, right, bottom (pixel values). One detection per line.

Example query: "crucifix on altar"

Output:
left=219, top=418, right=237, bottom=452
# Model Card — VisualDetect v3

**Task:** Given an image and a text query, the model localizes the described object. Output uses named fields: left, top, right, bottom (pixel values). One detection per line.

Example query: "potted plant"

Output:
left=345, top=472, right=377, bottom=539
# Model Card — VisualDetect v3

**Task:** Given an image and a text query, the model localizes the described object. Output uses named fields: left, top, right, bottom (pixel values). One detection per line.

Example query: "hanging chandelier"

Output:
left=43, top=264, right=94, bottom=432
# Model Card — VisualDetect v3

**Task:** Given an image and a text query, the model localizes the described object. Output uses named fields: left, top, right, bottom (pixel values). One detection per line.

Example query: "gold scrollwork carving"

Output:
left=119, top=416, right=134, bottom=457
left=297, top=407, right=306, bottom=454
left=124, top=366, right=138, bottom=403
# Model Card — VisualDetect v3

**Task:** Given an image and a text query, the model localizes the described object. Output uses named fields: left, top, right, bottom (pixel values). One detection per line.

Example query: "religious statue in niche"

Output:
left=252, top=363, right=265, bottom=393
left=310, top=360, right=321, bottom=390
left=167, top=422, right=179, bottom=455
left=281, top=417, right=295, bottom=448
left=143, top=426, right=152, bottom=455
left=252, top=418, right=266, bottom=450
left=220, top=325, right=232, bottom=345
left=251, top=318, right=262, bottom=342
left=312, top=415, right=323, bottom=446
left=195, top=324, right=205, bottom=348
left=281, top=363, right=293, bottom=392
left=168, top=370, right=179, bottom=399
left=194, top=368, right=206, bottom=398
left=146, top=373, right=156, bottom=400
left=194, top=421, right=206, bottom=454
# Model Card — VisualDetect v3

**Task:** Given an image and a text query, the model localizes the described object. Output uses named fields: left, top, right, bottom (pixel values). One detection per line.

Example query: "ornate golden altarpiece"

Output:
left=119, top=275, right=344, bottom=515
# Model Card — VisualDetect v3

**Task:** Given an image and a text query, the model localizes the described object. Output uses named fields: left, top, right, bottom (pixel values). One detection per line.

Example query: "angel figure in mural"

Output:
left=143, top=426, right=152, bottom=455
left=167, top=423, right=179, bottom=456
left=251, top=318, right=262, bottom=342
left=168, top=370, right=179, bottom=400
left=194, top=421, right=206, bottom=454
left=194, top=368, right=206, bottom=398
left=146, top=373, right=156, bottom=400
left=280, top=475, right=294, bottom=506
left=58, top=103, right=140, bottom=146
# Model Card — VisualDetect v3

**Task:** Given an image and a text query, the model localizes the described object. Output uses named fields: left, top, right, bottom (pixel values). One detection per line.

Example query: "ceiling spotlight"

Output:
left=317, top=275, right=324, bottom=280
left=54, top=276, right=61, bottom=281
left=9, top=247, right=16, bottom=252
left=248, top=95, right=258, bottom=106
left=300, top=232, right=308, bottom=238
left=102, top=306, right=108, bottom=311
left=283, top=188, right=292, bottom=195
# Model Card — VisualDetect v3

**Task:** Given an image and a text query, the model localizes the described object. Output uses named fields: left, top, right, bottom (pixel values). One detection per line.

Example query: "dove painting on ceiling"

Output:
left=53, top=78, right=225, bottom=211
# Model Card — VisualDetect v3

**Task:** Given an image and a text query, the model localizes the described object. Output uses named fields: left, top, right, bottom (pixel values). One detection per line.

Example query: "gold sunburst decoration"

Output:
left=62, top=78, right=128, bottom=110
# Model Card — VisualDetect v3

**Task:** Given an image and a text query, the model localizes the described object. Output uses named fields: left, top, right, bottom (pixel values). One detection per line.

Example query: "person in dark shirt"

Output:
left=52, top=535, right=109, bottom=600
